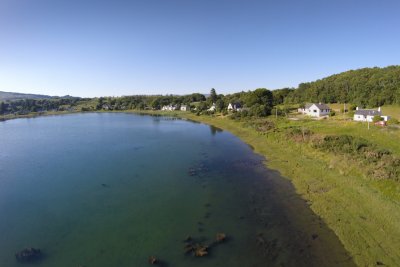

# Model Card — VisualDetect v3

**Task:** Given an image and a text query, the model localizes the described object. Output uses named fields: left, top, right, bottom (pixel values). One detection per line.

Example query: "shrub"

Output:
left=312, top=134, right=400, bottom=181
left=285, top=127, right=313, bottom=142
left=387, top=118, right=399, bottom=125
left=349, top=104, right=358, bottom=111
left=373, top=115, right=383, bottom=123
left=252, top=120, right=276, bottom=132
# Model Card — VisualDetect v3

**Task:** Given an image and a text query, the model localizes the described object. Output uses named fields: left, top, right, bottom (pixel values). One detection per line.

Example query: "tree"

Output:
left=210, top=88, right=217, bottom=103
left=150, top=98, right=161, bottom=110
left=244, top=88, right=273, bottom=116
left=0, top=102, right=5, bottom=114
left=198, top=101, right=208, bottom=111
left=245, top=88, right=273, bottom=107
left=372, top=115, right=383, bottom=123
left=215, top=99, right=225, bottom=112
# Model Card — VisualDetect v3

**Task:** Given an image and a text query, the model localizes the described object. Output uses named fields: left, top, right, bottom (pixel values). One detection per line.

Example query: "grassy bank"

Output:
left=167, top=112, right=400, bottom=267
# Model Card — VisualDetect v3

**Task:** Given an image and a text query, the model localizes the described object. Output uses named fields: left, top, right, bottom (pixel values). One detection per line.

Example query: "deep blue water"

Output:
left=0, top=113, right=354, bottom=266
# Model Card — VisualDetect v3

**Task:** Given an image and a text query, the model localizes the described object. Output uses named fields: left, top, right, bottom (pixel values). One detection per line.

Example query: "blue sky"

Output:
left=0, top=0, right=399, bottom=97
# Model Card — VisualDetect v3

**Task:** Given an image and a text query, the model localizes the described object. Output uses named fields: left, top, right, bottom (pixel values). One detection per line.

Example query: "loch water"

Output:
left=0, top=113, right=354, bottom=267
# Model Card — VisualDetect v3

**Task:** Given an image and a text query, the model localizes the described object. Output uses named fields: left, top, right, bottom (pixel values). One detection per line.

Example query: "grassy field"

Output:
left=381, top=105, right=400, bottom=120
left=167, top=112, right=400, bottom=267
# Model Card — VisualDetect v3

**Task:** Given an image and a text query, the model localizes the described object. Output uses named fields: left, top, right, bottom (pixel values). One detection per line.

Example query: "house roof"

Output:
left=313, top=103, right=331, bottom=110
left=304, top=103, right=330, bottom=110
left=304, top=103, right=313, bottom=109
left=233, top=102, right=242, bottom=108
left=355, top=109, right=382, bottom=116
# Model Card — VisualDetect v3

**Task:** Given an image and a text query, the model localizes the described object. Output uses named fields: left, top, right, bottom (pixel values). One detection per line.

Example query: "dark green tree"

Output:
left=210, top=88, right=217, bottom=103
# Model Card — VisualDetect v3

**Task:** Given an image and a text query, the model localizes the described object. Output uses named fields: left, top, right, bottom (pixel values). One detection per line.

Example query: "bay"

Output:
left=0, top=113, right=354, bottom=266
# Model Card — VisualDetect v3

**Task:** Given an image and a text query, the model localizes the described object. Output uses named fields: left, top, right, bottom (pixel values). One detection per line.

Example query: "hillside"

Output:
left=283, top=66, right=400, bottom=107
left=0, top=91, right=55, bottom=101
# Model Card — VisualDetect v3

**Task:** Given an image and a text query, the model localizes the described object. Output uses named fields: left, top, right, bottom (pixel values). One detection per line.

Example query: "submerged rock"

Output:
left=15, top=247, right=42, bottom=262
left=216, top=233, right=226, bottom=243
left=148, top=256, right=158, bottom=264
left=193, top=244, right=208, bottom=257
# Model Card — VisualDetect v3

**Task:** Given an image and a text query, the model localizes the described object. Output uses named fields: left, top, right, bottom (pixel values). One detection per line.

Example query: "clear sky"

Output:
left=0, top=0, right=399, bottom=97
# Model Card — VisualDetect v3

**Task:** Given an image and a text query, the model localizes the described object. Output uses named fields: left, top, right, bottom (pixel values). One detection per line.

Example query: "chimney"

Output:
left=356, top=106, right=359, bottom=110
left=378, top=107, right=381, bottom=112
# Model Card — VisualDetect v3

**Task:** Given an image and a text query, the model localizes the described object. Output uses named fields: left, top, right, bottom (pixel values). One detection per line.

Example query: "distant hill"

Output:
left=0, top=91, right=75, bottom=101
left=284, top=65, right=400, bottom=107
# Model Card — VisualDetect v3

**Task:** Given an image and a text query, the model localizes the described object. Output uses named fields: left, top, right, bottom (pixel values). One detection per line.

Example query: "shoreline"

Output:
left=145, top=111, right=400, bottom=266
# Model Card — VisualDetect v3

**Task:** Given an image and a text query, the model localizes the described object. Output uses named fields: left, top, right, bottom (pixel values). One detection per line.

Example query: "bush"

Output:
left=387, top=118, right=399, bottom=125
left=252, top=120, right=276, bottom=132
left=330, top=110, right=336, bottom=116
left=316, top=135, right=370, bottom=154
left=349, top=104, right=358, bottom=111
left=285, top=127, right=313, bottom=142
left=373, top=115, right=383, bottom=123
left=312, top=134, right=400, bottom=181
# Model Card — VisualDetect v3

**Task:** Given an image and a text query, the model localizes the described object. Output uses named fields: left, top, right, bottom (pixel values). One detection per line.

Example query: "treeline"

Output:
left=0, top=89, right=275, bottom=117
left=280, top=66, right=400, bottom=107
left=97, top=88, right=273, bottom=117
left=95, top=93, right=207, bottom=111
left=0, top=98, right=83, bottom=115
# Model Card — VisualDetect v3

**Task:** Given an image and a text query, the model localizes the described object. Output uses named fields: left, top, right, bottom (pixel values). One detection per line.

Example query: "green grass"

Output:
left=172, top=113, right=400, bottom=267
left=328, top=103, right=348, bottom=111
left=381, top=105, right=400, bottom=120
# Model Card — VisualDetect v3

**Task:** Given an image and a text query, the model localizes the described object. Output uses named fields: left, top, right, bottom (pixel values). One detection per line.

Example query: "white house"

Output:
left=180, top=105, right=189, bottom=111
left=208, top=103, right=216, bottom=112
left=227, top=102, right=242, bottom=112
left=298, top=103, right=331, bottom=117
left=161, top=105, right=177, bottom=111
left=102, top=104, right=112, bottom=110
left=353, top=107, right=390, bottom=122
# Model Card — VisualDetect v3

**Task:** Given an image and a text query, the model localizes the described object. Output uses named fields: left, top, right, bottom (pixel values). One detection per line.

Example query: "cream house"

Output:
left=298, top=103, right=331, bottom=117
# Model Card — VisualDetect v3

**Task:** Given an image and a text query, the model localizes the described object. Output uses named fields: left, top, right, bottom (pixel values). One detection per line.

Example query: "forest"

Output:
left=279, top=65, right=400, bottom=107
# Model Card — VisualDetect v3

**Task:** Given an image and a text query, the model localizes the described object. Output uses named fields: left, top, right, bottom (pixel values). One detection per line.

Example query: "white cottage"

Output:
left=180, top=105, right=189, bottom=111
left=298, top=103, right=331, bottom=117
left=161, top=105, right=177, bottom=111
left=208, top=103, right=216, bottom=112
left=227, top=102, right=242, bottom=112
left=353, top=107, right=390, bottom=122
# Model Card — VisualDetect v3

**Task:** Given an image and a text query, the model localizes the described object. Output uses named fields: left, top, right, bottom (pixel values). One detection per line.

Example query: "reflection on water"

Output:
left=0, top=113, right=355, bottom=266
left=209, top=125, right=223, bottom=136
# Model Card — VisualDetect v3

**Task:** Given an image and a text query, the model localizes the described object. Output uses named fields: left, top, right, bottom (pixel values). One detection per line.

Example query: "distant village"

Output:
left=160, top=102, right=243, bottom=112
left=159, top=101, right=392, bottom=125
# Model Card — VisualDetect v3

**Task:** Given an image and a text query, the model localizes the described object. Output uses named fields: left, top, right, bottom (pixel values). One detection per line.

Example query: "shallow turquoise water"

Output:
left=0, top=113, right=354, bottom=266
